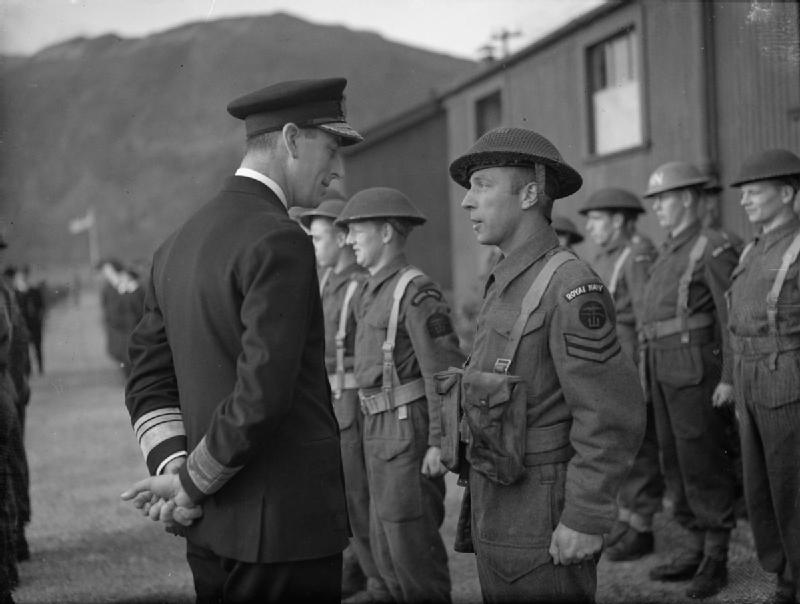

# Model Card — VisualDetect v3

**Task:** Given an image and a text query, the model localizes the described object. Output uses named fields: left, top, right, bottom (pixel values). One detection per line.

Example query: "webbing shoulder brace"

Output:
left=494, top=250, right=576, bottom=374
left=382, top=267, right=424, bottom=418
left=766, top=230, right=800, bottom=368
left=332, top=278, right=359, bottom=399
left=608, top=246, right=632, bottom=296
left=676, top=234, right=708, bottom=343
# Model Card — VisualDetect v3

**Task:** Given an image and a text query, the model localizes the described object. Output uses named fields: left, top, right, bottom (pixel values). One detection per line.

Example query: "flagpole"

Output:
left=87, top=207, right=99, bottom=268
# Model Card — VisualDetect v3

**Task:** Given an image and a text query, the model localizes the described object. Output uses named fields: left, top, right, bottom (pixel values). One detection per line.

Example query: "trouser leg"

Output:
left=364, top=402, right=451, bottom=603
left=617, top=400, right=663, bottom=529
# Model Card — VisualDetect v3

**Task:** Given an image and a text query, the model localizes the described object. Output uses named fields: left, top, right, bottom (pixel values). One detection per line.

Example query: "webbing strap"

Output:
left=677, top=234, right=708, bottom=342
left=608, top=246, right=632, bottom=296
left=767, top=230, right=800, bottom=336
left=382, top=268, right=424, bottom=417
left=739, top=241, right=755, bottom=265
left=333, top=279, right=359, bottom=399
left=318, top=267, right=332, bottom=295
left=494, top=250, right=576, bottom=374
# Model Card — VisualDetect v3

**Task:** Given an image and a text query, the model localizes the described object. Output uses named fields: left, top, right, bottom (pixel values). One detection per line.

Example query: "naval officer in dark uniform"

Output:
left=121, top=78, right=362, bottom=603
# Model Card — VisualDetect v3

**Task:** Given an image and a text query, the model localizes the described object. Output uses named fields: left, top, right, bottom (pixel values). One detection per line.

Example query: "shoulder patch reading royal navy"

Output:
left=564, top=282, right=605, bottom=302
left=427, top=313, right=453, bottom=338
left=564, top=329, right=620, bottom=363
left=411, top=287, right=443, bottom=306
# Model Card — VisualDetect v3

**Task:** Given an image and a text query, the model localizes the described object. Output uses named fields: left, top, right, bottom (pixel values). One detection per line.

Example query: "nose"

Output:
left=330, top=152, right=344, bottom=181
left=461, top=190, right=475, bottom=209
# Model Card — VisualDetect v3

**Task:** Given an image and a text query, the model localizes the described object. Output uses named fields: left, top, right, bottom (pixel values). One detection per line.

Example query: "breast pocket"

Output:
left=488, top=307, right=546, bottom=358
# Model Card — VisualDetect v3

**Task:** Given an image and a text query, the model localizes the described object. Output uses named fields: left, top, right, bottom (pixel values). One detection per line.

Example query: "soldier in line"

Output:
left=725, top=149, right=800, bottom=604
left=450, top=127, right=645, bottom=603
left=701, top=178, right=744, bottom=254
left=640, top=161, right=738, bottom=599
left=299, top=200, right=390, bottom=604
left=337, top=187, right=465, bottom=603
left=578, top=188, right=663, bottom=562
left=552, top=215, right=583, bottom=251
left=0, top=283, right=18, bottom=604
left=4, top=267, right=45, bottom=375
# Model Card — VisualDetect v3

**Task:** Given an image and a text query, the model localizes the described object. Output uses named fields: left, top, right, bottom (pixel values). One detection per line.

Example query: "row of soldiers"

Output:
left=0, top=238, right=32, bottom=604
left=95, top=259, right=146, bottom=378
left=301, top=138, right=800, bottom=603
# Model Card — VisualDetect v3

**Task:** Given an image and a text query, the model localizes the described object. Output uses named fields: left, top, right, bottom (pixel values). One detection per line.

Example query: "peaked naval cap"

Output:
left=579, top=187, right=645, bottom=215
left=643, top=161, right=708, bottom=198
left=336, top=187, right=426, bottom=226
left=449, top=127, right=583, bottom=199
left=729, top=149, right=800, bottom=187
left=227, top=78, right=363, bottom=146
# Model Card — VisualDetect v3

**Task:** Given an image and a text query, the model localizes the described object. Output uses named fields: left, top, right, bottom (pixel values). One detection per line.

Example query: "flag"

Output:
left=69, top=209, right=95, bottom=234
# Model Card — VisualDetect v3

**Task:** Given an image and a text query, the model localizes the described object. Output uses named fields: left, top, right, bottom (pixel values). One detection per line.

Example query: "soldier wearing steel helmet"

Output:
left=552, top=215, right=583, bottom=250
left=725, top=149, right=800, bottom=604
left=578, top=187, right=663, bottom=563
left=337, top=187, right=464, bottom=603
left=640, top=160, right=739, bottom=599
left=450, top=127, right=645, bottom=603
left=298, top=200, right=388, bottom=603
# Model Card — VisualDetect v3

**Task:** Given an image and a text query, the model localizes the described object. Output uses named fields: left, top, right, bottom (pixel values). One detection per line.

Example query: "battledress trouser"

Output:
left=363, top=398, right=451, bottom=603
left=616, top=324, right=663, bottom=527
left=648, top=337, right=736, bottom=555
left=734, top=350, right=800, bottom=599
left=333, top=388, right=384, bottom=591
left=471, top=461, right=597, bottom=603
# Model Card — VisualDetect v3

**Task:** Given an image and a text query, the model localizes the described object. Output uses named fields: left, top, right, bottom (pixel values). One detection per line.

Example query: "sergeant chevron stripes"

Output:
left=564, top=329, right=620, bottom=363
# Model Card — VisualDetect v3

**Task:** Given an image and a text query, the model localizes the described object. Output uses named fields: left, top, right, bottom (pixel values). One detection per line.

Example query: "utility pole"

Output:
left=492, top=28, right=522, bottom=59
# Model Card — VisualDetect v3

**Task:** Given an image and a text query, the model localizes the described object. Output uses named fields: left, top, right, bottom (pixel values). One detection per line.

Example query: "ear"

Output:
left=380, top=222, right=394, bottom=244
left=336, top=230, right=348, bottom=248
left=611, top=212, right=624, bottom=230
left=779, top=183, right=796, bottom=206
left=681, top=189, right=694, bottom=208
left=281, top=123, right=301, bottom=159
left=520, top=181, right=539, bottom=210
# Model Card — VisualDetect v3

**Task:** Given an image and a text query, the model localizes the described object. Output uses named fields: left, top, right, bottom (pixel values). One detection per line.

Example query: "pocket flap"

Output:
left=434, top=368, right=463, bottom=395
left=463, top=371, right=520, bottom=408
left=478, top=541, right=552, bottom=583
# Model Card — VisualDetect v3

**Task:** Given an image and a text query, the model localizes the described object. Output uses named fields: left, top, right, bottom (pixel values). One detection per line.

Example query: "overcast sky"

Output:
left=0, top=0, right=606, bottom=60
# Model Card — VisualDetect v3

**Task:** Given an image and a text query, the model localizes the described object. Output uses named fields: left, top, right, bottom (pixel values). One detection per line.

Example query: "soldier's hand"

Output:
left=421, top=446, right=447, bottom=477
left=549, top=523, right=603, bottom=565
left=712, top=382, right=735, bottom=407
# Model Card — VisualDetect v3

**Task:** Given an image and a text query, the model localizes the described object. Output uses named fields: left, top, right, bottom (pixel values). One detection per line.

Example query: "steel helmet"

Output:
left=336, top=187, right=426, bottom=226
left=643, top=161, right=708, bottom=198
left=729, top=149, right=800, bottom=187
left=578, top=187, right=644, bottom=215
left=298, top=198, right=347, bottom=229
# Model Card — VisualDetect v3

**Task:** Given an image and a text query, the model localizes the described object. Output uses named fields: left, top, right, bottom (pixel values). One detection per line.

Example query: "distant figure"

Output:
left=552, top=215, right=584, bottom=250
left=96, top=258, right=143, bottom=376
left=8, top=267, right=45, bottom=375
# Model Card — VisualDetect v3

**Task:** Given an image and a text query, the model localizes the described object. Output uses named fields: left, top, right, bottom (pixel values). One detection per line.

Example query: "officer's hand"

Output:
left=712, top=382, right=735, bottom=407
left=421, top=446, right=446, bottom=477
left=548, top=523, right=603, bottom=565
left=162, top=455, right=186, bottom=475
left=121, top=473, right=193, bottom=509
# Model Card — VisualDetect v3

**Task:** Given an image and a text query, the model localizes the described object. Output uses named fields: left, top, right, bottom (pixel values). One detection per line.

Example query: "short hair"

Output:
left=776, top=175, right=800, bottom=196
left=245, top=126, right=319, bottom=153
left=385, top=218, right=416, bottom=240
left=508, top=165, right=556, bottom=220
left=616, top=209, right=640, bottom=226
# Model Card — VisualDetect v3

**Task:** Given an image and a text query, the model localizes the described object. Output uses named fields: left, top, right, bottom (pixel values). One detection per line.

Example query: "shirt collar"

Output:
left=757, top=215, right=800, bottom=251
left=235, top=168, right=288, bottom=208
left=664, top=221, right=702, bottom=253
left=365, top=253, right=408, bottom=294
left=491, top=225, right=560, bottom=295
left=328, top=262, right=363, bottom=289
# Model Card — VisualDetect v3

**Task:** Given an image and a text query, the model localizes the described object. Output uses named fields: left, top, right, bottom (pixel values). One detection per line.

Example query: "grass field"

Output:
left=12, top=288, right=774, bottom=603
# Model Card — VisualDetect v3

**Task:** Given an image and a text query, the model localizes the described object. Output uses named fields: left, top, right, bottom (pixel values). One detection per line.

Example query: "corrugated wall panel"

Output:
left=713, top=1, right=800, bottom=240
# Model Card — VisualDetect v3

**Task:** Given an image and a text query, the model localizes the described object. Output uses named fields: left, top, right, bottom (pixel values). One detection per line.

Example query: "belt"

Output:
left=328, top=373, right=358, bottom=391
left=524, top=420, right=574, bottom=466
left=359, top=378, right=426, bottom=415
left=640, top=313, right=714, bottom=342
left=730, top=334, right=800, bottom=356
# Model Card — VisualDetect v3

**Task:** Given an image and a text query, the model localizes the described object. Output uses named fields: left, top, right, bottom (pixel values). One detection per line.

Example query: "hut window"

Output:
left=475, top=90, right=502, bottom=138
left=587, top=27, right=642, bottom=155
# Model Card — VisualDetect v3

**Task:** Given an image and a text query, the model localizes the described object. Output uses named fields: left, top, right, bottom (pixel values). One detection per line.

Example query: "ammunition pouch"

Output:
left=461, top=369, right=528, bottom=486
